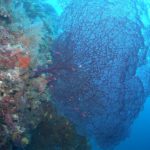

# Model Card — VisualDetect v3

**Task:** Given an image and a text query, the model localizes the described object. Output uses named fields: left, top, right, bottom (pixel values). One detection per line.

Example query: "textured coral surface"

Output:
left=1, top=0, right=150, bottom=150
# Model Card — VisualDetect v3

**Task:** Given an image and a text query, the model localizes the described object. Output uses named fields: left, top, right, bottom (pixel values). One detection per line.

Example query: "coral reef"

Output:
left=0, top=0, right=91, bottom=149
left=1, top=0, right=148, bottom=150
left=0, top=22, right=48, bottom=149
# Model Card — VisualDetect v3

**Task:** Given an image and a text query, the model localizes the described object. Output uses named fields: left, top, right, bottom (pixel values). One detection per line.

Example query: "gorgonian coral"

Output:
left=50, top=0, right=146, bottom=149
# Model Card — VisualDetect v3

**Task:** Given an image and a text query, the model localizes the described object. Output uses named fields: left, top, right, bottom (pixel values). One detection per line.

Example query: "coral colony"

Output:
left=0, top=0, right=150, bottom=150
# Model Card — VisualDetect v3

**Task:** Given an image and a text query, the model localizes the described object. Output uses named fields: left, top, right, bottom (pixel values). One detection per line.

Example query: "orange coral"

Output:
left=10, top=49, right=31, bottom=69
left=0, top=49, right=31, bottom=69
left=17, top=54, right=31, bottom=69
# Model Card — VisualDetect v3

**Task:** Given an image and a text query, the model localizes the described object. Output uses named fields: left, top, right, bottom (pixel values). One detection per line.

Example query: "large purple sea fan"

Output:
left=50, top=1, right=146, bottom=149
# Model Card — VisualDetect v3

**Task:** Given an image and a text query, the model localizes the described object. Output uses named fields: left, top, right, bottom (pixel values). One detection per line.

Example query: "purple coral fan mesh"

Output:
left=50, top=0, right=146, bottom=149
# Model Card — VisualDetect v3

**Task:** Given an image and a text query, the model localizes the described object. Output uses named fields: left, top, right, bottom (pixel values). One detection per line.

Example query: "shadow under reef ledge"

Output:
left=1, top=101, right=91, bottom=150
left=26, top=102, right=91, bottom=150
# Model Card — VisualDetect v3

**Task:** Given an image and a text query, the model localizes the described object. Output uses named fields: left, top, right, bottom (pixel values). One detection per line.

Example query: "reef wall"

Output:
left=0, top=0, right=91, bottom=149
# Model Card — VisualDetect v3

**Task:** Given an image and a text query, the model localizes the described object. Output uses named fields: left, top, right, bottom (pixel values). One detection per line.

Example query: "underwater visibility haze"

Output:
left=0, top=0, right=150, bottom=150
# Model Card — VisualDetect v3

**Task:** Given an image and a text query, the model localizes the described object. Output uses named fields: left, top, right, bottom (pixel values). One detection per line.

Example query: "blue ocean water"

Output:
left=115, top=97, right=150, bottom=150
